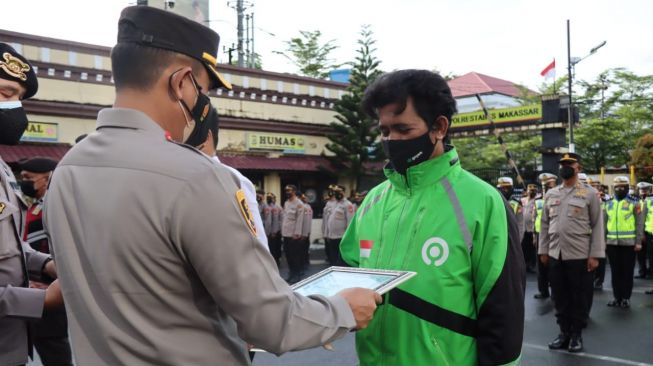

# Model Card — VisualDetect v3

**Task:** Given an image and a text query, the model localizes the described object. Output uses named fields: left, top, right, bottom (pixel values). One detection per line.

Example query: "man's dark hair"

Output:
left=111, top=43, right=203, bottom=91
left=362, top=69, right=457, bottom=138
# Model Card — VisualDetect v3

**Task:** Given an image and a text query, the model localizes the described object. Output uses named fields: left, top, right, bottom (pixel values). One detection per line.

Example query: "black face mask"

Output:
left=382, top=131, right=436, bottom=175
left=266, top=198, right=273, bottom=204
left=335, top=192, right=344, bottom=200
left=500, top=188, right=514, bottom=200
left=171, top=72, right=220, bottom=148
left=0, top=101, right=29, bottom=145
left=19, top=180, right=38, bottom=198
left=559, top=165, right=576, bottom=180
left=285, top=192, right=293, bottom=199
left=614, top=188, right=628, bottom=200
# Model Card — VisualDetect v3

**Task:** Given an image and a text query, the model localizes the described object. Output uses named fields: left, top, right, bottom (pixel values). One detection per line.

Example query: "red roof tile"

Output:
left=448, top=72, right=529, bottom=98
left=0, top=143, right=71, bottom=164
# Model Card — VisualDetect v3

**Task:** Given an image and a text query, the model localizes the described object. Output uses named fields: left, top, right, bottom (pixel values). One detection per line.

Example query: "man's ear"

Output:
left=431, top=116, right=449, bottom=140
left=168, top=67, right=193, bottom=100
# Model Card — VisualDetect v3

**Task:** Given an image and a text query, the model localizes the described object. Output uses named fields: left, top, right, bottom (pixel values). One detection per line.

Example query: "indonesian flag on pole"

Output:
left=540, top=59, right=556, bottom=79
left=360, top=240, right=373, bottom=258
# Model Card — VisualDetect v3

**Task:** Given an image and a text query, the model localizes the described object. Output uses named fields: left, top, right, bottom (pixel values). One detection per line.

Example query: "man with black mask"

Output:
left=0, top=42, right=62, bottom=366
left=539, top=153, right=604, bottom=353
left=43, top=7, right=380, bottom=365
left=534, top=173, right=558, bottom=299
left=339, top=69, right=525, bottom=365
left=604, top=176, right=643, bottom=309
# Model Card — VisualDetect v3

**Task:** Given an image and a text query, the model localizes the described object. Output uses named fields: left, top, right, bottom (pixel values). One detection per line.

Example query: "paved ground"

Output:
left=29, top=256, right=653, bottom=366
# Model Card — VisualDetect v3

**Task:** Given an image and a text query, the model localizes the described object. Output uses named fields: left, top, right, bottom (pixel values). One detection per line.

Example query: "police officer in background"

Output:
left=539, top=153, right=604, bottom=353
left=533, top=173, right=557, bottom=299
left=282, top=184, right=305, bottom=283
left=497, top=177, right=524, bottom=241
left=322, top=184, right=337, bottom=263
left=638, top=181, right=653, bottom=294
left=325, top=185, right=354, bottom=266
left=590, top=178, right=608, bottom=290
left=299, top=192, right=313, bottom=272
left=522, top=183, right=538, bottom=273
left=604, top=176, right=643, bottom=308
left=0, top=42, right=62, bottom=366
left=635, top=181, right=652, bottom=279
left=43, top=8, right=380, bottom=365
left=19, top=157, right=73, bottom=366
left=264, top=192, right=283, bottom=267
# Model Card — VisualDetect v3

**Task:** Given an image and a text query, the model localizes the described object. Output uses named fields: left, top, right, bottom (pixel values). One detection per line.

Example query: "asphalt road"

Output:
left=29, top=262, right=653, bottom=366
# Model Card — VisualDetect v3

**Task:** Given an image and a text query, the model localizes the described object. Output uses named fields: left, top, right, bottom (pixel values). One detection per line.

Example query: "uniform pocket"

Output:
left=568, top=198, right=588, bottom=219
left=0, top=199, right=20, bottom=258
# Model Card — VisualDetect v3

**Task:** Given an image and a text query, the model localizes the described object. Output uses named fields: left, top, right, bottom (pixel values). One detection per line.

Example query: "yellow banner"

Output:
left=247, top=133, right=305, bottom=153
left=451, top=104, right=542, bottom=128
left=20, top=122, right=58, bottom=142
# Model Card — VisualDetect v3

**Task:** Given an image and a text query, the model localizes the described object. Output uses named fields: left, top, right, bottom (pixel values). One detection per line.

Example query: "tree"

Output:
left=454, top=133, right=541, bottom=172
left=275, top=30, right=340, bottom=78
left=631, top=133, right=653, bottom=181
left=323, top=25, right=383, bottom=192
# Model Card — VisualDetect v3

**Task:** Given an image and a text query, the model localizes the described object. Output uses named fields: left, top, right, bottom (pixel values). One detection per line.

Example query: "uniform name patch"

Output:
left=235, top=190, right=257, bottom=237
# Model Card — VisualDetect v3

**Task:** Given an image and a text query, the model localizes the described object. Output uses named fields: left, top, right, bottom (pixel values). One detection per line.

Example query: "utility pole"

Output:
left=251, top=13, right=255, bottom=68
left=245, top=14, right=251, bottom=67
left=598, top=75, right=608, bottom=120
left=236, top=0, right=244, bottom=67
left=566, top=19, right=574, bottom=153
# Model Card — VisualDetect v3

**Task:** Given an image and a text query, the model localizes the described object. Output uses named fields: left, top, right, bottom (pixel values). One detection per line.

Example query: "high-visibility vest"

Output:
left=534, top=199, right=544, bottom=233
left=605, top=198, right=637, bottom=240
left=509, top=199, right=521, bottom=215
left=645, top=197, right=653, bottom=233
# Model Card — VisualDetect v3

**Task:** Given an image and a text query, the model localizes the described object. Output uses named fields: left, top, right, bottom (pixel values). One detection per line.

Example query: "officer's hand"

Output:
left=539, top=255, right=549, bottom=266
left=44, top=279, right=64, bottom=310
left=635, top=244, right=642, bottom=252
left=337, top=288, right=382, bottom=330
left=587, top=257, right=599, bottom=272
left=44, top=259, right=57, bottom=279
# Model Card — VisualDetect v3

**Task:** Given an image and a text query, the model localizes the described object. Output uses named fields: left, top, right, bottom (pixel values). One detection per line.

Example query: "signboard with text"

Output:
left=247, top=133, right=305, bottom=154
left=451, top=104, right=542, bottom=129
left=20, top=122, right=58, bottom=142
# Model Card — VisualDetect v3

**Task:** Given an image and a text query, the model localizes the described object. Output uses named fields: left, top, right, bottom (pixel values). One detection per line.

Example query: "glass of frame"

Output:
left=291, top=266, right=417, bottom=297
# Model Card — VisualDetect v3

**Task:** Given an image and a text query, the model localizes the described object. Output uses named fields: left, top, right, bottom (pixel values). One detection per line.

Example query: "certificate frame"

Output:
left=291, top=266, right=417, bottom=297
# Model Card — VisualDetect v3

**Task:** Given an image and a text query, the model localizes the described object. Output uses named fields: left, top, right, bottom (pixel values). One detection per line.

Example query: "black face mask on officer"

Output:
left=383, top=131, right=438, bottom=175
left=266, top=197, right=273, bottom=204
left=614, top=186, right=628, bottom=200
left=0, top=101, right=29, bottom=145
left=528, top=190, right=537, bottom=198
left=19, top=179, right=38, bottom=198
left=559, top=165, right=576, bottom=180
left=499, top=187, right=514, bottom=200
left=335, top=192, right=344, bottom=200
left=170, top=71, right=220, bottom=148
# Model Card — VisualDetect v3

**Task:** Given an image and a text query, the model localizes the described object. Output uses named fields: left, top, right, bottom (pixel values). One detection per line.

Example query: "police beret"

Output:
left=18, top=157, right=58, bottom=173
left=0, top=43, right=38, bottom=99
left=636, top=182, right=652, bottom=190
left=117, top=6, right=231, bottom=90
left=558, top=152, right=581, bottom=164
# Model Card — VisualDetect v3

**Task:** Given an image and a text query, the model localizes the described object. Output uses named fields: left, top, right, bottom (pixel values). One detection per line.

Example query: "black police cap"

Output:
left=117, top=6, right=232, bottom=90
left=18, top=157, right=58, bottom=173
left=558, top=152, right=581, bottom=164
left=0, top=42, right=38, bottom=99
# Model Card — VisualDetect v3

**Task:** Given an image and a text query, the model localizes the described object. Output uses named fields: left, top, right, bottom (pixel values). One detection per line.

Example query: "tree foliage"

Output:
left=324, top=25, right=383, bottom=191
left=631, top=133, right=653, bottom=181
left=276, top=30, right=339, bottom=78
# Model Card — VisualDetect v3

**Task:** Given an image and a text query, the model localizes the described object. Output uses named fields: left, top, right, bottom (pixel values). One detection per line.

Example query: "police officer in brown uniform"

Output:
left=539, top=153, right=605, bottom=353
left=0, top=43, right=62, bottom=366
left=42, top=7, right=380, bottom=365
left=282, top=184, right=305, bottom=283
left=263, top=192, right=283, bottom=266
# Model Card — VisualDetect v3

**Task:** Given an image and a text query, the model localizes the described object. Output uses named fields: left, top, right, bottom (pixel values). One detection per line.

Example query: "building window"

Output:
left=309, top=86, right=315, bottom=96
left=260, top=79, right=268, bottom=90
left=47, top=68, right=55, bottom=76
left=96, top=74, right=103, bottom=82
left=242, top=76, right=249, bottom=88
left=40, top=48, right=51, bottom=62
left=9, top=43, right=22, bottom=53
left=64, top=70, right=71, bottom=78
left=68, top=51, right=77, bottom=66
left=293, top=83, right=299, bottom=94
left=81, top=72, right=88, bottom=80
left=94, top=55, right=103, bottom=69
left=277, top=81, right=284, bottom=93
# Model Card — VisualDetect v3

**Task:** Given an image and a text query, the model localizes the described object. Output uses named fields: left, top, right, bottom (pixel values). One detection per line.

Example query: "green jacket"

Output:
left=341, top=148, right=525, bottom=366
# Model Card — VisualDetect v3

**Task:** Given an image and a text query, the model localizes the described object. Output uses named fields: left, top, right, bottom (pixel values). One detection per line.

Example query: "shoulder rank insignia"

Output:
left=0, top=52, right=30, bottom=81
left=0, top=202, right=5, bottom=214
left=235, top=189, right=257, bottom=237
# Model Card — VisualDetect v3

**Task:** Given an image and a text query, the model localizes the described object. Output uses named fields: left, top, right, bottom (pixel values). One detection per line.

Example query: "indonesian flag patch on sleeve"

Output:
left=360, top=240, right=373, bottom=258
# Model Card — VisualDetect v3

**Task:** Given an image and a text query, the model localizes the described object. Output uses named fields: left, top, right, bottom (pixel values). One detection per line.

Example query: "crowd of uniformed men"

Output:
left=496, top=153, right=653, bottom=352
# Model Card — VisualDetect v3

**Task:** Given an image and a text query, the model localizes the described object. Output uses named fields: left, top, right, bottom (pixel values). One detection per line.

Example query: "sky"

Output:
left=2, top=0, right=651, bottom=90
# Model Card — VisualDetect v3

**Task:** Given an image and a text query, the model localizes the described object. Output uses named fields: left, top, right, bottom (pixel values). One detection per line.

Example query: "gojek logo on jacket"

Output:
left=421, top=237, right=449, bottom=266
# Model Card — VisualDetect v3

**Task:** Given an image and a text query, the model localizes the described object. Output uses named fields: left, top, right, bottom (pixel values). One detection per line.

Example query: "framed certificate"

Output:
left=291, top=266, right=417, bottom=297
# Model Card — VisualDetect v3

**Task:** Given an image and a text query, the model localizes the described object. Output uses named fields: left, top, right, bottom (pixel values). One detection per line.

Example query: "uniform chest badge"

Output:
left=235, top=189, right=257, bottom=237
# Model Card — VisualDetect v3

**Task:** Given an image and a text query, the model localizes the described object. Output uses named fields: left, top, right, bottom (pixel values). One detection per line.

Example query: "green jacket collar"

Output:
left=385, top=147, right=462, bottom=194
